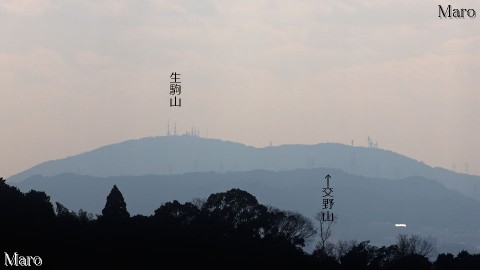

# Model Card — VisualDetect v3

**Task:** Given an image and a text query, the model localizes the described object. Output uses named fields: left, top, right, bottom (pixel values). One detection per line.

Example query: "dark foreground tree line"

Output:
left=1, top=177, right=479, bottom=269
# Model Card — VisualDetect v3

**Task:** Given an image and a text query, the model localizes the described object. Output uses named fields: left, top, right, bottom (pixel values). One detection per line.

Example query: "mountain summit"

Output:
left=8, top=135, right=480, bottom=200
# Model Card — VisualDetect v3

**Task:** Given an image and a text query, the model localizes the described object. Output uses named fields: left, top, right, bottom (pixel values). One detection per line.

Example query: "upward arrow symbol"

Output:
left=325, top=174, right=332, bottom=187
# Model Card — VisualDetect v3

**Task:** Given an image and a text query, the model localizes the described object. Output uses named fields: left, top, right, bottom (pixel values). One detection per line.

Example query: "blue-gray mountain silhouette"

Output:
left=8, top=135, right=480, bottom=201
left=16, top=168, right=480, bottom=254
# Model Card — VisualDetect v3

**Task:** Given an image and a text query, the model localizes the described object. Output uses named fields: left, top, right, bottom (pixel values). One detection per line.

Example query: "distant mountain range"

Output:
left=10, top=135, right=480, bottom=253
left=8, top=135, right=480, bottom=201
left=16, top=168, right=480, bottom=254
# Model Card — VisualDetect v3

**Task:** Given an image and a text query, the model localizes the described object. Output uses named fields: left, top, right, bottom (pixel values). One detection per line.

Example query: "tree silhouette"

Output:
left=390, top=254, right=432, bottom=270
left=101, top=185, right=130, bottom=221
left=453, top=251, right=480, bottom=270
left=370, top=244, right=398, bottom=269
left=396, top=234, right=435, bottom=258
left=203, top=188, right=267, bottom=235
left=315, top=211, right=336, bottom=253
left=265, top=207, right=316, bottom=248
left=24, top=190, right=55, bottom=227
left=338, top=240, right=375, bottom=270
left=433, top=253, right=455, bottom=270
left=55, top=202, right=78, bottom=223
left=154, top=200, right=199, bottom=229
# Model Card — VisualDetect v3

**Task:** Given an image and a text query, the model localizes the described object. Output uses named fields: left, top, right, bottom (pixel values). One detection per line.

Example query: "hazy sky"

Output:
left=1, top=0, right=479, bottom=178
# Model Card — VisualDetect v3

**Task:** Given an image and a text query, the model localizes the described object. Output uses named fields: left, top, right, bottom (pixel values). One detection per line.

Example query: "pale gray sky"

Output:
left=1, top=0, right=479, bottom=177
